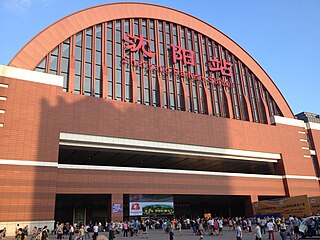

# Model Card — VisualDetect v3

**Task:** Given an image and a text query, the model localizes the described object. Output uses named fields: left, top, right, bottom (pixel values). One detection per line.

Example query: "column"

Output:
left=111, top=194, right=123, bottom=222
left=245, top=195, right=258, bottom=217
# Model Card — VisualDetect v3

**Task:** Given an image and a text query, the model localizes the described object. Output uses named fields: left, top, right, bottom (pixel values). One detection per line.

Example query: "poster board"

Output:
left=253, top=195, right=311, bottom=218
left=129, top=202, right=174, bottom=216
left=309, top=196, right=320, bottom=215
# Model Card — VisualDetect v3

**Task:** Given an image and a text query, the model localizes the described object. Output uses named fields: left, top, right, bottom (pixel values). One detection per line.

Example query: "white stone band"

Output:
left=0, top=65, right=63, bottom=87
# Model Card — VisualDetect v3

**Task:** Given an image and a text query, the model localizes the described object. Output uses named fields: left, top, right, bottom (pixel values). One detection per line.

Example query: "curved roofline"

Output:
left=8, top=2, right=294, bottom=118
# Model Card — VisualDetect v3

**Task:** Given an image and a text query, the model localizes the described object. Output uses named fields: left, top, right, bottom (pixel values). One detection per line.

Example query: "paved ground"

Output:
left=54, top=229, right=284, bottom=240
left=6, top=229, right=320, bottom=240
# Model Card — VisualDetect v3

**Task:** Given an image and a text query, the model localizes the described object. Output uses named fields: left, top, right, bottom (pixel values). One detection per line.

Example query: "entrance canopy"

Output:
left=59, top=132, right=280, bottom=175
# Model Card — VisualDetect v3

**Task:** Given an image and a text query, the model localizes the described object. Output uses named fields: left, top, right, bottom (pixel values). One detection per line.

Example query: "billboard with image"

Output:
left=129, top=195, right=174, bottom=216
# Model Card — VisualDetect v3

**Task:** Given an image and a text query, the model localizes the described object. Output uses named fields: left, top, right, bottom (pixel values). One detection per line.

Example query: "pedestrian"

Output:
left=254, top=222, right=262, bottom=240
left=279, top=220, right=287, bottom=240
left=16, top=228, right=27, bottom=240
left=123, top=221, right=128, bottom=237
left=169, top=228, right=174, bottom=240
left=133, top=220, right=139, bottom=236
left=198, top=221, right=204, bottom=236
left=267, top=220, right=275, bottom=240
left=79, top=226, right=85, bottom=240
left=260, top=217, right=266, bottom=234
left=69, top=225, right=74, bottom=240
left=218, top=218, right=223, bottom=236
left=29, top=226, right=38, bottom=240
left=141, top=222, right=148, bottom=239
left=23, top=226, right=29, bottom=237
left=108, top=222, right=114, bottom=240
left=247, top=219, right=252, bottom=232
left=41, top=226, right=48, bottom=240
left=92, top=223, right=98, bottom=240
left=292, top=216, right=300, bottom=240
left=176, top=221, right=182, bottom=236
left=16, top=225, right=20, bottom=235
left=0, top=227, right=6, bottom=240
left=57, top=224, right=63, bottom=240
left=236, top=222, right=242, bottom=240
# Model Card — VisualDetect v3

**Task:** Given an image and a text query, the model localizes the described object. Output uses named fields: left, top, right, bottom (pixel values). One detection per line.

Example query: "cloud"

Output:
left=3, top=0, right=54, bottom=13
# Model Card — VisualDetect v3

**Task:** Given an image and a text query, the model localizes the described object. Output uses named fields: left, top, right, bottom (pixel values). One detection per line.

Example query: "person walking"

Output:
left=92, top=223, right=98, bottom=240
left=57, top=224, right=63, bottom=240
left=176, top=221, right=182, bottom=236
left=279, top=220, right=287, bottom=240
left=267, top=220, right=275, bottom=240
left=123, top=221, right=128, bottom=237
left=30, top=226, right=38, bottom=240
left=169, top=228, right=174, bottom=240
left=108, top=222, right=114, bottom=240
left=218, top=218, right=223, bottom=236
left=236, top=223, right=242, bottom=240
left=254, top=222, right=262, bottom=240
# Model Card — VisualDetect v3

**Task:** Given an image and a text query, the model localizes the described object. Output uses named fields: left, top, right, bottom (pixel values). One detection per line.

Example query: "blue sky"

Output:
left=0, top=0, right=319, bottom=115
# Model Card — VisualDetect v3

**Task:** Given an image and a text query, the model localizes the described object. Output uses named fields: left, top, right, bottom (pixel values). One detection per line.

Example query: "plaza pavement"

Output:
left=51, top=229, right=285, bottom=240
left=5, top=229, right=305, bottom=240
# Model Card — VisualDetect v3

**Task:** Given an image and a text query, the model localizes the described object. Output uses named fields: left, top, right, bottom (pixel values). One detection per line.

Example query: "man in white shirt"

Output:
left=218, top=218, right=223, bottom=236
left=266, top=220, right=274, bottom=240
left=69, top=225, right=74, bottom=240
left=254, top=222, right=262, bottom=240
left=208, top=218, right=214, bottom=235
left=93, top=224, right=99, bottom=240
left=236, top=222, right=242, bottom=240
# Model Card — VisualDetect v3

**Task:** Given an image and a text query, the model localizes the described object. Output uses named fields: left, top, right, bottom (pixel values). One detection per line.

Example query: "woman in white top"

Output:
left=279, top=220, right=287, bottom=240
left=254, top=222, right=262, bottom=240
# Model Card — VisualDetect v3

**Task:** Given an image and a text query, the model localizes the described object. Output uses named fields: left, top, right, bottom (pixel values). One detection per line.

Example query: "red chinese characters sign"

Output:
left=208, top=56, right=233, bottom=77
left=123, top=33, right=155, bottom=58
left=122, top=34, right=234, bottom=88
left=171, top=44, right=195, bottom=66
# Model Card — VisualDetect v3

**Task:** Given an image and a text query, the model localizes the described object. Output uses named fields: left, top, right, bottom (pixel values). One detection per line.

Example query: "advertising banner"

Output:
left=129, top=202, right=174, bottom=216
left=130, top=202, right=143, bottom=216
left=309, top=196, right=320, bottom=215
left=253, top=195, right=311, bottom=218
left=112, top=203, right=123, bottom=213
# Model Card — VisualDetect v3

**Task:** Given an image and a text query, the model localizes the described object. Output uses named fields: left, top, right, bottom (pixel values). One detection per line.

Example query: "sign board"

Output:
left=204, top=213, right=212, bottom=219
left=129, top=202, right=174, bottom=216
left=122, top=34, right=234, bottom=88
left=309, top=196, right=320, bottom=215
left=253, top=195, right=311, bottom=218
left=112, top=203, right=123, bottom=213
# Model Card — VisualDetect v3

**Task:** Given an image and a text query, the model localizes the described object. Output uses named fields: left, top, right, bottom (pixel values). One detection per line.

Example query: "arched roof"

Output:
left=8, top=2, right=293, bottom=118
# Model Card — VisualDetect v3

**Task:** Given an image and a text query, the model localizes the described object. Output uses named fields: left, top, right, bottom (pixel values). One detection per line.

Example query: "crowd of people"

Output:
left=7, top=224, right=50, bottom=240
left=3, top=215, right=320, bottom=240
left=49, top=216, right=310, bottom=240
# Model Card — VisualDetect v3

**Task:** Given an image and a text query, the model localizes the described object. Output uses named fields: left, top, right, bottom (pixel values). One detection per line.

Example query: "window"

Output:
left=34, top=19, right=282, bottom=125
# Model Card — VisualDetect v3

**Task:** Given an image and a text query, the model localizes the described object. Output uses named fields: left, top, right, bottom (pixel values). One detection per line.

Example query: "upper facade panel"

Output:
left=8, top=2, right=293, bottom=122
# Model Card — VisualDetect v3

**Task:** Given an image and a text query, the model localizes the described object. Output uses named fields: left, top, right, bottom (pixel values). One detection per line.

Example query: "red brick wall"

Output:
left=0, top=77, right=319, bottom=222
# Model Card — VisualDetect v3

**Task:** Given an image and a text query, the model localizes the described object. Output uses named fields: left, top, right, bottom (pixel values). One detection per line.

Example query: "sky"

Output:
left=0, top=0, right=319, bottom=115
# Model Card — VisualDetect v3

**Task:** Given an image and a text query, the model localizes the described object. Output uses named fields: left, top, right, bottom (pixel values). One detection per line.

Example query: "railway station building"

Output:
left=0, top=2, right=319, bottom=235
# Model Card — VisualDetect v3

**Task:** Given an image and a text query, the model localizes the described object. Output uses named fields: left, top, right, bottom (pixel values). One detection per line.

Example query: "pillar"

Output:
left=245, top=195, right=258, bottom=217
left=111, top=194, right=123, bottom=222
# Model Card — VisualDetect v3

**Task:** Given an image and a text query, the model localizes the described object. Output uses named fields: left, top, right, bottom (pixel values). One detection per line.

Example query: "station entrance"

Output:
left=55, top=194, right=111, bottom=225
left=54, top=193, right=282, bottom=224
left=123, top=194, right=249, bottom=220
left=55, top=194, right=249, bottom=224
left=56, top=139, right=280, bottom=224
